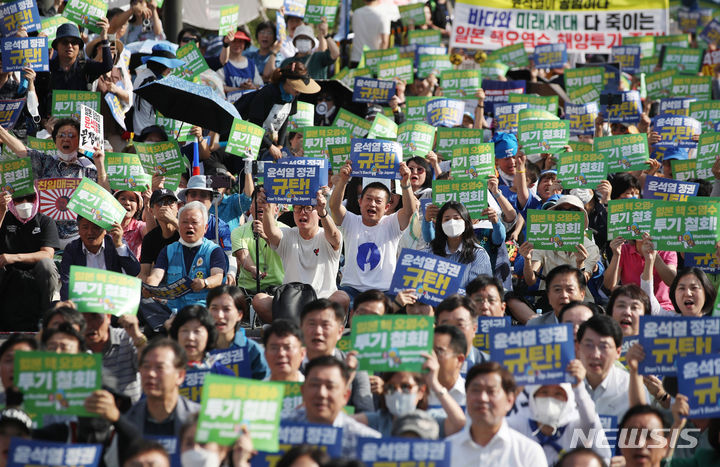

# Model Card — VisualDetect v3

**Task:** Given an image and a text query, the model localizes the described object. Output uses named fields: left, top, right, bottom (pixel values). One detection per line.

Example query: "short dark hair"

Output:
left=577, top=315, right=623, bottom=348
left=556, top=448, right=607, bottom=467
left=277, top=445, right=331, bottom=467
left=51, top=118, right=80, bottom=141
left=0, top=334, right=37, bottom=360
left=254, top=21, right=277, bottom=40
left=122, top=439, right=169, bottom=467
left=262, top=319, right=303, bottom=346
left=465, top=361, right=516, bottom=395
left=304, top=355, right=351, bottom=383
left=466, top=275, right=504, bottom=301
left=42, top=306, right=86, bottom=333
left=169, top=305, right=217, bottom=354
left=433, top=324, right=467, bottom=356
left=41, top=323, right=87, bottom=352
left=206, top=285, right=248, bottom=318
left=436, top=294, right=478, bottom=319
left=558, top=301, right=601, bottom=323
left=139, top=337, right=188, bottom=369
left=607, top=284, right=650, bottom=317
left=546, top=264, right=587, bottom=290
left=618, top=404, right=667, bottom=432
left=610, top=173, right=641, bottom=200
left=360, top=182, right=391, bottom=204
left=176, top=26, right=200, bottom=45
left=300, top=298, right=345, bottom=324
left=353, top=290, right=391, bottom=315
left=669, top=267, right=717, bottom=316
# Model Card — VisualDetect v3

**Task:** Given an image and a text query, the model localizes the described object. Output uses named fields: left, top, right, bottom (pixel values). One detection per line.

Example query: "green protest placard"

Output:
left=0, top=158, right=33, bottom=197
left=351, top=315, right=434, bottom=372
left=0, top=145, right=13, bottom=162
left=51, top=90, right=100, bottom=119
left=434, top=127, right=484, bottom=154
left=66, top=178, right=126, bottom=230
left=280, top=382, right=303, bottom=416
left=417, top=54, right=452, bottom=78
left=671, top=76, right=712, bottom=101
left=68, top=265, right=142, bottom=316
left=650, top=199, right=720, bottom=253
left=623, top=35, right=655, bottom=58
left=407, top=29, right=441, bottom=45
left=397, top=121, right=436, bottom=157
left=304, top=0, right=339, bottom=26
left=655, top=34, right=690, bottom=54
left=288, top=101, right=315, bottom=130
left=40, top=16, right=71, bottom=49
left=689, top=101, right=720, bottom=132
left=593, top=133, right=649, bottom=173
left=639, top=56, right=659, bottom=74
left=450, top=143, right=494, bottom=179
left=697, top=132, right=720, bottom=166
left=432, top=178, right=487, bottom=218
left=488, top=43, right=529, bottom=68
left=15, top=351, right=102, bottom=417
left=197, top=374, right=284, bottom=450
left=333, top=108, right=370, bottom=138
left=62, top=0, right=107, bottom=33
left=218, top=5, right=239, bottom=36
left=135, top=140, right=188, bottom=176
left=661, top=47, right=703, bottom=74
left=508, top=93, right=559, bottom=114
left=302, top=126, right=351, bottom=158
left=644, top=70, right=676, bottom=101
left=327, top=144, right=350, bottom=171
left=155, top=112, right=194, bottom=142
left=672, top=159, right=714, bottom=181
left=405, top=96, right=432, bottom=122
left=526, top=209, right=584, bottom=251
left=399, top=3, right=426, bottom=26
left=568, top=84, right=601, bottom=105
left=440, top=70, right=481, bottom=99
left=173, top=42, right=210, bottom=80
left=27, top=136, right=56, bottom=152
left=478, top=61, right=509, bottom=79
left=607, top=199, right=655, bottom=239
left=518, top=108, right=559, bottom=122
left=565, top=67, right=604, bottom=101
left=569, top=140, right=593, bottom=152
left=517, top=119, right=569, bottom=155
left=367, top=114, right=398, bottom=140
left=106, top=152, right=152, bottom=192
left=226, top=119, right=266, bottom=159
left=377, top=58, right=414, bottom=83
left=556, top=152, right=607, bottom=189
left=364, top=48, right=400, bottom=74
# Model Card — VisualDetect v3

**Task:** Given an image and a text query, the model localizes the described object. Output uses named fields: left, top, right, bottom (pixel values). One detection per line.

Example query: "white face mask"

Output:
left=531, top=396, right=567, bottom=430
left=179, top=237, right=204, bottom=248
left=441, top=218, right=465, bottom=238
left=14, top=202, right=33, bottom=220
left=57, top=150, right=76, bottom=162
left=385, top=391, right=416, bottom=417
left=295, top=38, right=313, bottom=53
left=181, top=447, right=220, bottom=467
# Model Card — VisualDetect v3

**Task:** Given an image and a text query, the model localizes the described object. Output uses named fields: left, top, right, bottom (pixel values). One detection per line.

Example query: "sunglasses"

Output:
left=153, top=198, right=176, bottom=207
left=181, top=37, right=199, bottom=43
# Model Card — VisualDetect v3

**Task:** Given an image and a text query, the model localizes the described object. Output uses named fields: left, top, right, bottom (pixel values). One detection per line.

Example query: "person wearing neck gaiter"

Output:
left=0, top=188, right=60, bottom=331
left=145, top=202, right=227, bottom=311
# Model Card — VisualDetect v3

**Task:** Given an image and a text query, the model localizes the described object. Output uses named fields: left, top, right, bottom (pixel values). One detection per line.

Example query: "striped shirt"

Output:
left=103, top=328, right=141, bottom=403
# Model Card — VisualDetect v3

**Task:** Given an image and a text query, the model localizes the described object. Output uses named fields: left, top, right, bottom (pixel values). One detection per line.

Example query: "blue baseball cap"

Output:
left=538, top=169, right=557, bottom=181
left=141, top=43, right=185, bottom=69
left=662, top=147, right=689, bottom=162
left=492, top=132, right=518, bottom=159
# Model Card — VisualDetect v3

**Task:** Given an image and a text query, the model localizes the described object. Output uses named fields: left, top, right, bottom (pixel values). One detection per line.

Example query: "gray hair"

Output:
left=178, top=201, right=208, bottom=224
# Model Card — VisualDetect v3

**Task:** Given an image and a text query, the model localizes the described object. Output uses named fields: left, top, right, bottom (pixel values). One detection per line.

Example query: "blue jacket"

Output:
left=230, top=328, right=270, bottom=380
left=166, top=238, right=221, bottom=310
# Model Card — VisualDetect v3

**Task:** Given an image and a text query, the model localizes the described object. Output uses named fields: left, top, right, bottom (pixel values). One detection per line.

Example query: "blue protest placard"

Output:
left=0, top=0, right=41, bottom=35
left=604, top=90, right=642, bottom=124
left=642, top=175, right=699, bottom=202
left=533, top=43, right=567, bottom=69
left=415, top=44, right=448, bottom=67
left=684, top=252, right=720, bottom=275
left=651, top=114, right=702, bottom=149
left=1, top=36, right=48, bottom=72
left=264, top=158, right=328, bottom=205
left=638, top=316, right=720, bottom=375
left=0, top=98, right=25, bottom=130
left=700, top=18, right=720, bottom=46
left=494, top=103, right=528, bottom=134
left=350, top=138, right=402, bottom=179
left=389, top=248, right=467, bottom=305
left=352, top=77, right=396, bottom=104
left=425, top=99, right=464, bottom=127
left=619, top=336, right=640, bottom=368
left=482, top=79, right=526, bottom=114
left=611, top=45, right=641, bottom=74
left=659, top=98, right=696, bottom=116
left=677, top=354, right=720, bottom=417
left=489, top=323, right=575, bottom=385
left=252, top=422, right=342, bottom=467
left=474, top=316, right=511, bottom=351
left=357, top=437, right=450, bottom=466
left=179, top=368, right=210, bottom=403
left=8, top=438, right=102, bottom=467
left=283, top=0, right=306, bottom=18
left=565, top=102, right=599, bottom=136
left=145, top=436, right=180, bottom=467
left=104, top=92, right=126, bottom=131
left=598, top=415, right=619, bottom=456
left=210, top=344, right=252, bottom=377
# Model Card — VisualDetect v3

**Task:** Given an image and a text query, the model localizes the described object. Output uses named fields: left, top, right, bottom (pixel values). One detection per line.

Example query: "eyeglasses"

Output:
left=293, top=205, right=314, bottom=213
left=473, top=296, right=499, bottom=305
left=57, top=132, right=77, bottom=139
left=181, top=37, right=199, bottom=43
left=385, top=383, right=416, bottom=394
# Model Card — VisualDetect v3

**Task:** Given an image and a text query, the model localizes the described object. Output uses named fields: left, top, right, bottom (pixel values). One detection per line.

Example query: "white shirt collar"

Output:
left=82, top=242, right=105, bottom=257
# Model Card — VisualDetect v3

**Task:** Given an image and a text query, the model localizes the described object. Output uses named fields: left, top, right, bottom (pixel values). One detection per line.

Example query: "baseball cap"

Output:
left=150, top=188, right=178, bottom=206
left=491, top=132, right=518, bottom=159
left=391, top=410, right=440, bottom=440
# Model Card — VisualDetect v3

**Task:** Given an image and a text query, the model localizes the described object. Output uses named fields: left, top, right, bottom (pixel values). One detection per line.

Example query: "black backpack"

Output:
left=271, top=282, right=318, bottom=325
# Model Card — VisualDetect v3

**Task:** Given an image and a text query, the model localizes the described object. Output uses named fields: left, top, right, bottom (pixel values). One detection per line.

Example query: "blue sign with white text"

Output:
left=1, top=36, right=48, bottom=72
left=357, top=437, right=451, bottom=466
left=389, top=248, right=467, bottom=305
left=350, top=138, right=402, bottom=179
left=352, top=77, right=396, bottom=104
left=426, top=98, right=464, bottom=127
left=264, top=158, right=328, bottom=205
left=8, top=439, right=102, bottom=467
left=533, top=43, right=567, bottom=69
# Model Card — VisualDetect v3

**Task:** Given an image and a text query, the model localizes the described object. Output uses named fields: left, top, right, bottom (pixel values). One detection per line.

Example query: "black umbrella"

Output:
left=134, top=75, right=241, bottom=135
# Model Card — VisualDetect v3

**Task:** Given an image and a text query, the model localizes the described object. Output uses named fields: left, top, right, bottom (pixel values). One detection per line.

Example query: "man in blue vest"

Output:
left=145, top=202, right=227, bottom=310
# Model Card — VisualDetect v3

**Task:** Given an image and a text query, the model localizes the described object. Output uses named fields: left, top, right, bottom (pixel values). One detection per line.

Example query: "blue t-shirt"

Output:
left=217, top=193, right=251, bottom=232
left=223, top=58, right=258, bottom=87
left=243, top=49, right=281, bottom=76
left=206, top=214, right=232, bottom=252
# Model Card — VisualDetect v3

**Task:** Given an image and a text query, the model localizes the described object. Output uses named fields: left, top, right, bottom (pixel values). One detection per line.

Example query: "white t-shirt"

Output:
left=275, top=227, right=341, bottom=298
left=340, top=211, right=403, bottom=291
left=351, top=4, right=391, bottom=62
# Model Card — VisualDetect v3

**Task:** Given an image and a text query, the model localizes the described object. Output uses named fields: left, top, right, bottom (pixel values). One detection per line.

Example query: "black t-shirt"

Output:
left=139, top=226, right=179, bottom=265
left=0, top=212, right=60, bottom=270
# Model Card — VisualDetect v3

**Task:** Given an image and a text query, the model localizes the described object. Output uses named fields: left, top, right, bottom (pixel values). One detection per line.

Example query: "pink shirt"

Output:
left=123, top=218, right=146, bottom=259
left=619, top=242, right=676, bottom=310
